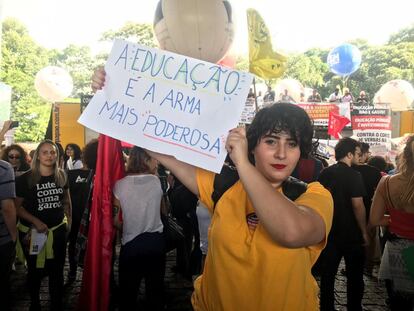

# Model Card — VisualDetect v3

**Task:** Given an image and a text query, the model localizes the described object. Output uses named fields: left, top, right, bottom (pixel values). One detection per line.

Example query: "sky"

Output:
left=1, top=0, right=413, bottom=56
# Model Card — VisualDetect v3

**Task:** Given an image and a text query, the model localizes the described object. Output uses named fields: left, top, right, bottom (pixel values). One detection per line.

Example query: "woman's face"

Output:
left=38, top=143, right=58, bottom=168
left=7, top=148, right=21, bottom=168
left=66, top=146, right=74, bottom=158
left=252, top=131, right=301, bottom=188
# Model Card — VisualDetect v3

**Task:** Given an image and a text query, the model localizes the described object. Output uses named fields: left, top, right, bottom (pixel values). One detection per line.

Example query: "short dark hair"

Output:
left=360, top=142, right=370, bottom=154
left=334, top=137, right=360, bottom=161
left=367, top=156, right=387, bottom=172
left=246, top=102, right=314, bottom=163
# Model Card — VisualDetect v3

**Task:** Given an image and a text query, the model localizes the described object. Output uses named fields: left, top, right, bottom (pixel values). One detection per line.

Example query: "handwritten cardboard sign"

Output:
left=79, top=39, right=253, bottom=173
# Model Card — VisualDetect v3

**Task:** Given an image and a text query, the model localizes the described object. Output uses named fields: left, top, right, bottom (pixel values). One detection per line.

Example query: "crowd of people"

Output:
left=0, top=70, right=413, bottom=311
left=251, top=85, right=372, bottom=107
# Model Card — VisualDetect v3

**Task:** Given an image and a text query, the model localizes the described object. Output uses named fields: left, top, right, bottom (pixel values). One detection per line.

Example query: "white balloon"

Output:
left=274, top=79, right=304, bottom=103
left=153, top=0, right=234, bottom=63
left=373, top=80, right=414, bottom=111
left=34, top=66, right=73, bottom=102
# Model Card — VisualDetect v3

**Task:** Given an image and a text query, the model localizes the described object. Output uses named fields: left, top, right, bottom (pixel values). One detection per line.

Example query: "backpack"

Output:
left=212, top=158, right=308, bottom=209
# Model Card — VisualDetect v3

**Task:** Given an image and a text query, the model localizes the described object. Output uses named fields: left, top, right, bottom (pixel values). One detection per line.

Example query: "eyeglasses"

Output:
left=8, top=155, right=21, bottom=160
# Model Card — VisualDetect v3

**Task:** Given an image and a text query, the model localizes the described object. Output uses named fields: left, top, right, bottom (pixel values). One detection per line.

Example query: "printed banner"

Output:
left=79, top=39, right=253, bottom=173
left=296, top=102, right=350, bottom=127
left=239, top=98, right=256, bottom=124
left=352, top=106, right=392, bottom=153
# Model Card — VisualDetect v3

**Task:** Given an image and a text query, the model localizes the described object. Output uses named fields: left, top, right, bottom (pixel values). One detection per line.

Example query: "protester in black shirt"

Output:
left=352, top=142, right=382, bottom=219
left=15, top=140, right=71, bottom=311
left=355, top=91, right=370, bottom=106
left=352, top=142, right=382, bottom=274
left=307, top=89, right=322, bottom=102
left=168, top=175, right=199, bottom=279
left=318, top=137, right=368, bottom=311
left=66, top=139, right=98, bottom=282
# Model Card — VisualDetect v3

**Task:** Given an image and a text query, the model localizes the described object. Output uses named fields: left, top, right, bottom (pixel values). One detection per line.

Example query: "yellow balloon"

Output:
left=373, top=79, right=414, bottom=111
left=153, top=0, right=234, bottom=63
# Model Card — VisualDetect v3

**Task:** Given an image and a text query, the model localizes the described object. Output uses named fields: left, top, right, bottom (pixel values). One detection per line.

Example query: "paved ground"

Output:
left=10, top=250, right=390, bottom=310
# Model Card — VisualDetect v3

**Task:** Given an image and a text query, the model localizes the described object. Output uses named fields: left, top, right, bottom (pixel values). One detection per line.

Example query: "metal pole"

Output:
left=253, top=77, right=258, bottom=112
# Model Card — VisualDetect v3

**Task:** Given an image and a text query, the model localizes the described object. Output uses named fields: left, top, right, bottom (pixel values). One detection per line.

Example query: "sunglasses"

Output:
left=8, top=155, right=21, bottom=160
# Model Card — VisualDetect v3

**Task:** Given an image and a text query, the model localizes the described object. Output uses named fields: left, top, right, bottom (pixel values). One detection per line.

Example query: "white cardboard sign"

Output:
left=79, top=39, right=253, bottom=173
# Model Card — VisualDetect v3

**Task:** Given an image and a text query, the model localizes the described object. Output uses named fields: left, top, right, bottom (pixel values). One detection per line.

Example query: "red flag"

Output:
left=328, top=111, right=350, bottom=139
left=78, top=134, right=125, bottom=311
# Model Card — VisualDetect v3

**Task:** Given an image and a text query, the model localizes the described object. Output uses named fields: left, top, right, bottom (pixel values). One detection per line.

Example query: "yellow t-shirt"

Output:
left=192, top=168, right=333, bottom=311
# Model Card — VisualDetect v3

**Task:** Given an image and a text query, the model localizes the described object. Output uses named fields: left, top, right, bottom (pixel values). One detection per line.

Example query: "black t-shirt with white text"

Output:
left=16, top=170, right=67, bottom=228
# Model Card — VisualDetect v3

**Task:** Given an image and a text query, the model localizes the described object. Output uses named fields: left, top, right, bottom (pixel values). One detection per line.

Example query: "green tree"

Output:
left=100, top=22, right=157, bottom=47
left=49, top=45, right=100, bottom=97
left=283, top=53, right=328, bottom=89
left=388, top=23, right=414, bottom=44
left=1, top=18, right=50, bottom=141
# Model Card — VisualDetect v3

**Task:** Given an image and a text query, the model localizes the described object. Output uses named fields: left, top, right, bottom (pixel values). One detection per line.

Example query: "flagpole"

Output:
left=253, top=77, right=258, bottom=112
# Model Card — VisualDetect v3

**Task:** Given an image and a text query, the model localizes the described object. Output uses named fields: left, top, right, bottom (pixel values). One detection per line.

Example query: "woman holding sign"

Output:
left=15, top=140, right=71, bottom=311
left=92, top=69, right=333, bottom=311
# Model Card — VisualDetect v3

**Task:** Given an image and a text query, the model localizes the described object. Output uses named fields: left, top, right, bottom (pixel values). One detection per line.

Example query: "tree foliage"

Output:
left=1, top=18, right=50, bottom=141
left=100, top=22, right=157, bottom=48
left=48, top=45, right=101, bottom=97
left=388, top=24, right=414, bottom=44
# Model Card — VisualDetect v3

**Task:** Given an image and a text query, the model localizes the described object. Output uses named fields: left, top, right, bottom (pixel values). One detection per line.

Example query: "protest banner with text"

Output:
left=78, top=39, right=253, bottom=173
left=296, top=102, right=351, bottom=127
left=352, top=106, right=392, bottom=154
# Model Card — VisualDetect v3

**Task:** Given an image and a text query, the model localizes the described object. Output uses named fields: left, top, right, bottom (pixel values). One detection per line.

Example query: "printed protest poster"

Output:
left=297, top=102, right=351, bottom=127
left=352, top=106, right=392, bottom=153
left=79, top=39, right=253, bottom=173
left=239, top=98, right=256, bottom=124
left=29, top=229, right=47, bottom=255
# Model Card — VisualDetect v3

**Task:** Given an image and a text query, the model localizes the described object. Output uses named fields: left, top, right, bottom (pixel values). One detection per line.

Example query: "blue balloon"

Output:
left=327, top=43, right=362, bottom=76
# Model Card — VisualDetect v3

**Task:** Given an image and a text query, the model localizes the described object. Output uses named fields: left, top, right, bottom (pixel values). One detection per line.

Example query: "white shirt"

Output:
left=66, top=158, right=83, bottom=170
left=196, top=201, right=211, bottom=255
left=113, top=174, right=163, bottom=245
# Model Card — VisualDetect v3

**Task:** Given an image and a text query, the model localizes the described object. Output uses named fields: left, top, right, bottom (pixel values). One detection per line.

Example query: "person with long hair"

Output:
left=369, top=135, right=414, bottom=310
left=15, top=140, right=71, bottom=311
left=92, top=69, right=334, bottom=310
left=113, top=147, right=165, bottom=311
left=64, top=143, right=83, bottom=170
left=1, top=144, right=30, bottom=176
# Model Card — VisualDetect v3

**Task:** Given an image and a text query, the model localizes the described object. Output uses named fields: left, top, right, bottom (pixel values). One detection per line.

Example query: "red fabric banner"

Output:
left=78, top=134, right=125, bottom=311
left=328, top=111, right=350, bottom=139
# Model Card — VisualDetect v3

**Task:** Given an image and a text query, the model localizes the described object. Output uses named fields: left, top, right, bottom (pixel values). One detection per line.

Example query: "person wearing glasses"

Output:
left=1, top=144, right=30, bottom=177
